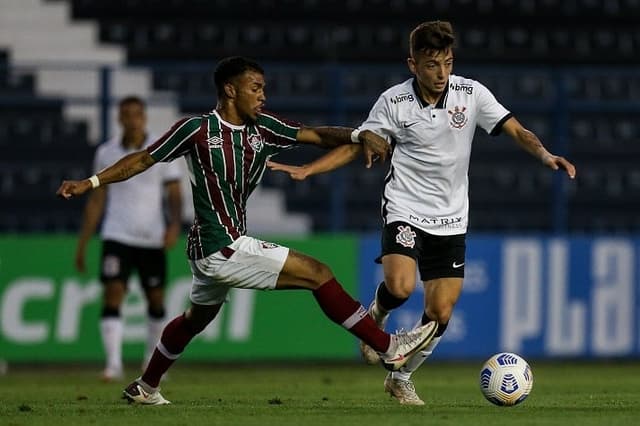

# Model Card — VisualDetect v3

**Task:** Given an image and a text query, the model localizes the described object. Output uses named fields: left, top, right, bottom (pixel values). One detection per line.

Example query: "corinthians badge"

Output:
left=395, top=225, right=417, bottom=248
left=448, top=105, right=468, bottom=129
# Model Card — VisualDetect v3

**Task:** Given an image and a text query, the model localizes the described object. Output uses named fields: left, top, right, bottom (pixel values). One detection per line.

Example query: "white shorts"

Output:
left=189, top=235, right=290, bottom=305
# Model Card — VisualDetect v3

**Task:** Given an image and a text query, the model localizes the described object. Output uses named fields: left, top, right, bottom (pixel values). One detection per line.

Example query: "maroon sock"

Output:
left=141, top=313, right=197, bottom=387
left=312, top=278, right=390, bottom=352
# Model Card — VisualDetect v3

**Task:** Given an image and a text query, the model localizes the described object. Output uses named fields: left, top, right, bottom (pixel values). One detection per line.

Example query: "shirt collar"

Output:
left=411, top=78, right=449, bottom=109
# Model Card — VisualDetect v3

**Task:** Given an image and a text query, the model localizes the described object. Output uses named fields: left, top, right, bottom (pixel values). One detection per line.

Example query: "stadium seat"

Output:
left=7, top=1, right=640, bottom=233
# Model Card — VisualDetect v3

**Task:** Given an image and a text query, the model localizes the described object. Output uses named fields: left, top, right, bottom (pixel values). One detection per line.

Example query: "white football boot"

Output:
left=379, top=321, right=438, bottom=371
left=122, top=381, right=171, bottom=405
left=384, top=373, right=425, bottom=405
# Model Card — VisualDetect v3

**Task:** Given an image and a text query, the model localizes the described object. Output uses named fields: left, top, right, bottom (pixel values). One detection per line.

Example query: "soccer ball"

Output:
left=479, top=352, right=533, bottom=406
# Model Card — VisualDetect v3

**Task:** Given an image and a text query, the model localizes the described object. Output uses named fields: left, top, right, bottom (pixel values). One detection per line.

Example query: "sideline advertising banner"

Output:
left=359, top=234, right=640, bottom=359
left=0, top=235, right=358, bottom=362
left=4, top=234, right=639, bottom=362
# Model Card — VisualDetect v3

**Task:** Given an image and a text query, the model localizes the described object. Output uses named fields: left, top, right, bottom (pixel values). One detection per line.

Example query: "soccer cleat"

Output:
left=122, top=381, right=171, bottom=405
left=384, top=373, right=425, bottom=405
left=379, top=321, right=438, bottom=371
left=359, top=301, right=389, bottom=365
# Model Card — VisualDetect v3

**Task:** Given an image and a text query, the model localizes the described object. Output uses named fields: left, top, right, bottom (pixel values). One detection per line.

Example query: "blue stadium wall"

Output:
left=359, top=235, right=640, bottom=359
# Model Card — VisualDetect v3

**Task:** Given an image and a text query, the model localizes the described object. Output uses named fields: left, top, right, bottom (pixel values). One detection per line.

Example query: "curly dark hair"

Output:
left=214, top=56, right=264, bottom=96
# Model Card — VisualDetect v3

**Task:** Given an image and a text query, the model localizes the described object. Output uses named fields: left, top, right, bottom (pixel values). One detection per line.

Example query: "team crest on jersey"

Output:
left=248, top=133, right=263, bottom=152
left=395, top=225, right=416, bottom=248
left=448, top=106, right=468, bottom=129
left=206, top=135, right=223, bottom=148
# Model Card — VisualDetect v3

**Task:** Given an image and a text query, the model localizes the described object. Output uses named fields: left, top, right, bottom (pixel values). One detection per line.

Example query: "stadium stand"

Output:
left=2, top=0, right=639, bottom=233
left=0, top=49, right=94, bottom=232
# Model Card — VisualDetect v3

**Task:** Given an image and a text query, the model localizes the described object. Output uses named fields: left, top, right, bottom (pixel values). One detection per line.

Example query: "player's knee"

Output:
left=427, top=303, right=455, bottom=324
left=375, top=281, right=409, bottom=310
left=382, top=276, right=414, bottom=299
left=103, top=282, right=126, bottom=305
left=307, top=260, right=334, bottom=287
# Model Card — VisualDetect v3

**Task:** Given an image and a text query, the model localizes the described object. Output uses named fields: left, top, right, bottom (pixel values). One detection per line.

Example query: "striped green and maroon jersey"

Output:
left=147, top=110, right=300, bottom=259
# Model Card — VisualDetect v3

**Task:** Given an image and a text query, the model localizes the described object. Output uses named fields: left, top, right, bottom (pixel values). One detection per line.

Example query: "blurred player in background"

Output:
left=58, top=56, right=439, bottom=405
left=268, top=20, right=576, bottom=405
left=74, top=96, right=183, bottom=382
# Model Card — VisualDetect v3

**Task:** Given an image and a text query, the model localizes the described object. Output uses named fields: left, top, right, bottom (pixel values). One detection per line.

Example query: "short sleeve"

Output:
left=474, top=82, right=512, bottom=136
left=147, top=117, right=201, bottom=162
left=256, top=111, right=301, bottom=155
left=358, top=94, right=395, bottom=142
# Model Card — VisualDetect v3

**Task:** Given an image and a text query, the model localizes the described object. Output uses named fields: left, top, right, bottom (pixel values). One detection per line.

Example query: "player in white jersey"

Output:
left=57, top=57, right=439, bottom=405
left=74, top=96, right=183, bottom=382
left=268, top=21, right=576, bottom=405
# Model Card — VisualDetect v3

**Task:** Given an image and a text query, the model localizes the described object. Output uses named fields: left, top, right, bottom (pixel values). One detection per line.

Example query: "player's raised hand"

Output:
left=541, top=154, right=577, bottom=179
left=267, top=161, right=311, bottom=180
left=359, top=129, right=390, bottom=168
left=56, top=179, right=92, bottom=199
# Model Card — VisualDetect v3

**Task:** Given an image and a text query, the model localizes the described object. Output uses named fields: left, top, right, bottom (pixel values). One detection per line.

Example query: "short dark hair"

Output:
left=118, top=95, right=145, bottom=109
left=409, top=21, right=455, bottom=58
left=214, top=56, right=264, bottom=95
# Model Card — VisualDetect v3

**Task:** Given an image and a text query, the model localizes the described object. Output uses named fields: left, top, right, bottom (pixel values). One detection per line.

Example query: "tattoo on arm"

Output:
left=313, top=127, right=353, bottom=148
left=98, top=151, right=155, bottom=184
left=518, top=128, right=548, bottom=158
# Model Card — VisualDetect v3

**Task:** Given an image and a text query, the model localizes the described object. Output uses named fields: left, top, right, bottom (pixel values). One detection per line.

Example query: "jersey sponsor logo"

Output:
left=449, top=82, right=474, bottom=95
left=206, top=135, right=224, bottom=148
left=390, top=92, right=415, bottom=105
left=261, top=241, right=279, bottom=249
left=409, top=214, right=463, bottom=227
left=448, top=106, right=468, bottom=129
left=395, top=225, right=417, bottom=248
left=248, top=133, right=263, bottom=152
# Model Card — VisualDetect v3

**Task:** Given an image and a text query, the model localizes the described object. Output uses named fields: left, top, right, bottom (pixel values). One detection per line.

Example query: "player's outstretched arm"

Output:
left=56, top=150, right=157, bottom=199
left=296, top=127, right=390, bottom=166
left=502, top=117, right=576, bottom=179
left=268, top=144, right=362, bottom=180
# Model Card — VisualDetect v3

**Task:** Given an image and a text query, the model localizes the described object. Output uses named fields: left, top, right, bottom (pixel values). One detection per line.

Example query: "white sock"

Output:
left=100, top=317, right=123, bottom=374
left=143, top=317, right=166, bottom=370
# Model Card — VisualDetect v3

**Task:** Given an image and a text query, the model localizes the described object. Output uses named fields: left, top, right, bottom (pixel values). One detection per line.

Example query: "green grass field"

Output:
left=1, top=361, right=638, bottom=426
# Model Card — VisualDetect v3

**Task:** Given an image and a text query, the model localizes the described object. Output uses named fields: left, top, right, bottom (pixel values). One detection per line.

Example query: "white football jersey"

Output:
left=359, top=75, right=512, bottom=235
left=94, top=135, right=183, bottom=248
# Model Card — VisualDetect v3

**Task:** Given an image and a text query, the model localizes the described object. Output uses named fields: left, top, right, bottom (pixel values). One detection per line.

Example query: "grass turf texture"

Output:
left=1, top=361, right=638, bottom=426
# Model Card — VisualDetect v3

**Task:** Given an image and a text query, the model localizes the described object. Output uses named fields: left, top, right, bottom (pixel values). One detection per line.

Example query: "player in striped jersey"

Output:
left=57, top=56, right=439, bottom=405
left=268, top=21, right=576, bottom=405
